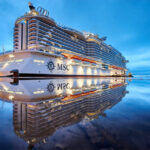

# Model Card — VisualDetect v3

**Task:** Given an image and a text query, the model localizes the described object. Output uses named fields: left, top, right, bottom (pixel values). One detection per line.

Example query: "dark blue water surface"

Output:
left=0, top=78, right=150, bottom=150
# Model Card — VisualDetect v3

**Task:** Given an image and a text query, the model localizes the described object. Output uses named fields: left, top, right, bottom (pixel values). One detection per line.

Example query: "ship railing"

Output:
left=59, top=25, right=83, bottom=36
left=81, top=61, right=91, bottom=67
left=35, top=46, right=62, bottom=56
left=28, top=45, right=108, bottom=65
left=16, top=14, right=56, bottom=25
left=70, top=59, right=82, bottom=66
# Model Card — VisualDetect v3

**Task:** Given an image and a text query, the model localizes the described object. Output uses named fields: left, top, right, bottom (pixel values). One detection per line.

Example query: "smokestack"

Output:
left=28, top=2, right=35, bottom=11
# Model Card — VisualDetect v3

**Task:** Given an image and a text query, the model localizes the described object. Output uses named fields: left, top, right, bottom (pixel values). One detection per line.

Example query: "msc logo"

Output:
left=57, top=83, right=70, bottom=90
left=47, top=82, right=55, bottom=93
left=47, top=61, right=55, bottom=71
left=57, top=64, right=69, bottom=71
left=47, top=61, right=70, bottom=72
left=47, top=82, right=70, bottom=93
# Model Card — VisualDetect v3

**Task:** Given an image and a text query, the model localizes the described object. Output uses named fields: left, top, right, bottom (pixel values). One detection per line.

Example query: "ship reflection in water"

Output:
left=0, top=78, right=149, bottom=150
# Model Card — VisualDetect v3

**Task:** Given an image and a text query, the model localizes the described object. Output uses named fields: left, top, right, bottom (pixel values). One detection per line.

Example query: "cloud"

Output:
left=126, top=82, right=150, bottom=102
left=124, top=47, right=150, bottom=69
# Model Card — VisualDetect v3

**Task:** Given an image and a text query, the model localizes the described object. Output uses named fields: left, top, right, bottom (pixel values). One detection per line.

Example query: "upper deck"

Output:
left=13, top=2, right=128, bottom=69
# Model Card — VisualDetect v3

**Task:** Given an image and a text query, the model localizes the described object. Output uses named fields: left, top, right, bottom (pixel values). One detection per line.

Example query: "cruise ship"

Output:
left=0, top=78, right=128, bottom=148
left=0, top=2, right=128, bottom=77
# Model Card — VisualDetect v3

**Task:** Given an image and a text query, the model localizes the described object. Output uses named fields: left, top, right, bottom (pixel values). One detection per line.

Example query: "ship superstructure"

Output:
left=0, top=2, right=128, bottom=77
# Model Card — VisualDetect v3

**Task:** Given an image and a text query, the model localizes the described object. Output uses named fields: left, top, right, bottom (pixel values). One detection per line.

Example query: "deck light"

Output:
left=9, top=54, right=14, bottom=58
left=8, top=95, right=14, bottom=100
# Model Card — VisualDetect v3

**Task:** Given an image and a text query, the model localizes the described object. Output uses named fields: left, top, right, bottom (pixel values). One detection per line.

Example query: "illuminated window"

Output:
left=33, top=59, right=45, bottom=64
left=16, top=59, right=23, bottom=62
left=33, top=90, right=44, bottom=94
left=9, top=54, right=14, bottom=58
left=8, top=95, right=14, bottom=100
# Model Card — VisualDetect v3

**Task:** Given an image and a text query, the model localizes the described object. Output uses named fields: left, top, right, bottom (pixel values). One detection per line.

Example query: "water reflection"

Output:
left=0, top=78, right=128, bottom=149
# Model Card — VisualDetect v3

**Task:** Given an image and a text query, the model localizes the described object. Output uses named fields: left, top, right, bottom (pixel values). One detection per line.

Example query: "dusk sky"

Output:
left=0, top=0, right=150, bottom=75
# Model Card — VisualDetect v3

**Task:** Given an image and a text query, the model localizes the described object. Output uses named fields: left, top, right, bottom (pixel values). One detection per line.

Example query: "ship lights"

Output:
left=16, top=59, right=23, bottom=62
left=27, top=104, right=37, bottom=108
left=8, top=95, right=14, bottom=100
left=66, top=89, right=73, bottom=95
left=2, top=85, right=9, bottom=91
left=9, top=54, right=14, bottom=58
left=33, top=59, right=45, bottom=64
left=77, top=79, right=84, bottom=87
left=67, top=60, right=72, bottom=65
left=33, top=90, right=44, bottom=94
left=2, top=63, right=9, bottom=69
left=87, top=79, right=92, bottom=86
left=15, top=92, right=23, bottom=95
left=32, top=11, right=38, bottom=16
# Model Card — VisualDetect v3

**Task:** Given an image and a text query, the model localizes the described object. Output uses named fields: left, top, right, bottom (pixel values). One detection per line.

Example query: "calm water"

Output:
left=0, top=78, right=150, bottom=150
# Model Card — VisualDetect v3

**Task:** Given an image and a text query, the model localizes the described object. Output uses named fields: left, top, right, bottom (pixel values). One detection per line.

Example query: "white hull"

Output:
left=0, top=77, right=126, bottom=102
left=0, top=50, right=125, bottom=77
